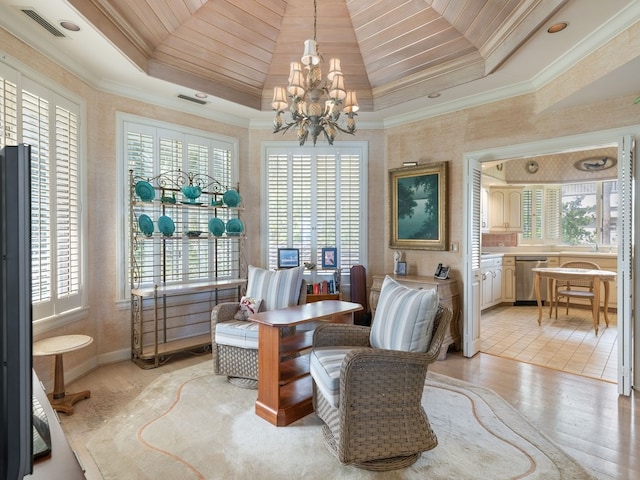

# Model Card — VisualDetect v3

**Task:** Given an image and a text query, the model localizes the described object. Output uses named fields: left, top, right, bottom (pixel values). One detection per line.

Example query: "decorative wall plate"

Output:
left=574, top=156, right=617, bottom=171
left=157, top=215, right=175, bottom=236
left=223, top=189, right=241, bottom=207
left=226, top=218, right=244, bottom=235
left=138, top=214, right=154, bottom=237
left=208, top=217, right=225, bottom=237
left=525, top=160, right=539, bottom=174
left=135, top=181, right=155, bottom=201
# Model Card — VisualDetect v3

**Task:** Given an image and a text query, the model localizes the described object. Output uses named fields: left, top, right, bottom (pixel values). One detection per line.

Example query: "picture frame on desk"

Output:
left=321, top=247, right=337, bottom=269
left=389, top=162, right=448, bottom=251
left=396, top=261, right=407, bottom=275
left=277, top=248, right=300, bottom=269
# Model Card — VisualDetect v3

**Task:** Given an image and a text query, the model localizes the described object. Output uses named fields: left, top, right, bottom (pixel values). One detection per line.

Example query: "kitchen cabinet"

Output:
left=502, top=256, right=516, bottom=303
left=481, top=256, right=503, bottom=310
left=489, top=187, right=523, bottom=232
left=481, top=187, right=489, bottom=232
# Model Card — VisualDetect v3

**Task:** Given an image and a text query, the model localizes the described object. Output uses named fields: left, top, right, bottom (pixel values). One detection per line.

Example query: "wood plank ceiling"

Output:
left=69, top=0, right=566, bottom=112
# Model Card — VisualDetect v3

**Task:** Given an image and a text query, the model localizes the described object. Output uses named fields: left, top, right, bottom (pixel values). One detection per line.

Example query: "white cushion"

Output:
left=245, top=265, right=304, bottom=311
left=369, top=275, right=438, bottom=352
left=310, top=346, right=356, bottom=408
left=214, top=320, right=259, bottom=349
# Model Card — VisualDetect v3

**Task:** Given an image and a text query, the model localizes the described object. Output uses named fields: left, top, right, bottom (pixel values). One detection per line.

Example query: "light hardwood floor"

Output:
left=55, top=348, right=638, bottom=480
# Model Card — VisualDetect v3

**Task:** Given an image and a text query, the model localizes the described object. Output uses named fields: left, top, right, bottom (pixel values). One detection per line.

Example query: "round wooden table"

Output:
left=33, top=334, right=93, bottom=415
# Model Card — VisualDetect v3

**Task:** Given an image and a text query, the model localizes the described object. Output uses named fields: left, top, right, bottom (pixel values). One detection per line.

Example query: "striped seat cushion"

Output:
left=245, top=265, right=305, bottom=311
left=369, top=275, right=438, bottom=352
left=310, top=346, right=357, bottom=408
left=215, top=265, right=304, bottom=349
left=214, top=320, right=259, bottom=349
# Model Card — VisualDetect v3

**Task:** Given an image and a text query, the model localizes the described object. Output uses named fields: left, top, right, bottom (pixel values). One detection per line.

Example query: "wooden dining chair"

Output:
left=553, top=261, right=600, bottom=319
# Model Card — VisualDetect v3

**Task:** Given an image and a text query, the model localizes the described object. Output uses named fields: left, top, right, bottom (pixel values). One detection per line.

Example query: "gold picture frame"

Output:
left=390, top=162, right=447, bottom=250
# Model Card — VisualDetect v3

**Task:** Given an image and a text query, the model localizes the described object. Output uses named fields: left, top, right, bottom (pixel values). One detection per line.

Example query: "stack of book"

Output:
left=309, top=280, right=337, bottom=294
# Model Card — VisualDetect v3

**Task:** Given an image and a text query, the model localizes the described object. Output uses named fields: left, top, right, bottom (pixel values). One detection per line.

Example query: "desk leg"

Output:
left=603, top=280, right=610, bottom=327
left=255, top=324, right=285, bottom=426
left=534, top=273, right=542, bottom=325
left=48, top=353, right=91, bottom=415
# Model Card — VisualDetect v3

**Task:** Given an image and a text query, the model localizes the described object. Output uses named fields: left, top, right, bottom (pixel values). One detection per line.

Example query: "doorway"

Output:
left=462, top=129, right=637, bottom=395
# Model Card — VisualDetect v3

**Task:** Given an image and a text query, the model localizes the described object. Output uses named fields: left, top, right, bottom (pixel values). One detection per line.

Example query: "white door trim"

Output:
left=463, top=125, right=638, bottom=394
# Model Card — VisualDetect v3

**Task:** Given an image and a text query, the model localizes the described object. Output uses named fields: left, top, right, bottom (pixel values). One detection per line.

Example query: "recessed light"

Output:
left=59, top=20, right=80, bottom=32
left=547, top=22, right=568, bottom=34
left=428, top=92, right=441, bottom=99
left=195, top=92, right=208, bottom=99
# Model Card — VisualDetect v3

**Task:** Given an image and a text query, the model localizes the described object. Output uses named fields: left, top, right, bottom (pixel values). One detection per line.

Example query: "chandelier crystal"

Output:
left=272, top=0, right=359, bottom=146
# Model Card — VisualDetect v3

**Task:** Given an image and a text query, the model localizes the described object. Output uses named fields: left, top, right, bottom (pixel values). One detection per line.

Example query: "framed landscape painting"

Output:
left=390, top=162, right=448, bottom=250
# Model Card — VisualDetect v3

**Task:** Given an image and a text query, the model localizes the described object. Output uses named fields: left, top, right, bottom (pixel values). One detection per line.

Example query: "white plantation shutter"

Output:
left=266, top=153, right=292, bottom=268
left=471, top=166, right=481, bottom=269
left=316, top=154, right=336, bottom=261
left=264, top=145, right=366, bottom=271
left=544, top=186, right=561, bottom=241
left=0, top=67, right=84, bottom=320
left=292, top=153, right=313, bottom=263
left=54, top=104, right=80, bottom=306
left=0, top=70, right=18, bottom=147
left=338, top=153, right=362, bottom=267
left=522, top=185, right=561, bottom=243
left=22, top=87, right=52, bottom=307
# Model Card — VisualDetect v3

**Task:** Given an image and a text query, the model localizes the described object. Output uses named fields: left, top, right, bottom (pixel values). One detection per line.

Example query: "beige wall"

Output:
left=3, top=19, right=639, bottom=387
left=384, top=91, right=639, bottom=286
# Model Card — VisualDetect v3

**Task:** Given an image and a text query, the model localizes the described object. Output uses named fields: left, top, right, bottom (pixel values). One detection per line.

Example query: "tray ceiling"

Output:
left=67, top=0, right=567, bottom=112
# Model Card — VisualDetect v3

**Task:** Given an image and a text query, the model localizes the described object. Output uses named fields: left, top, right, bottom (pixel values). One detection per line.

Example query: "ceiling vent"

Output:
left=21, top=9, right=66, bottom=38
left=177, top=94, right=207, bottom=105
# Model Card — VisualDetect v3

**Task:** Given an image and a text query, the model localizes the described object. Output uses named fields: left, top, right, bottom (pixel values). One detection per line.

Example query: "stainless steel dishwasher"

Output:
left=515, top=256, right=548, bottom=305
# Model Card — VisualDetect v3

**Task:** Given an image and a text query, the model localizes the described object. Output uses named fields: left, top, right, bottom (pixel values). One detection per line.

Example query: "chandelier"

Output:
left=272, top=0, right=359, bottom=146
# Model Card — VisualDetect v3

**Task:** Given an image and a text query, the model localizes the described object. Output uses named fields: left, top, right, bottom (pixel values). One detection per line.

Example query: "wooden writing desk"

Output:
left=532, top=267, right=616, bottom=335
left=249, top=300, right=362, bottom=426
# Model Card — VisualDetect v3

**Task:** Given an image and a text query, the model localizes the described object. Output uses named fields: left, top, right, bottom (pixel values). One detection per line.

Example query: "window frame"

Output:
left=0, top=57, right=87, bottom=333
left=520, top=180, right=618, bottom=247
left=261, top=141, right=368, bottom=273
left=116, top=113, right=239, bottom=301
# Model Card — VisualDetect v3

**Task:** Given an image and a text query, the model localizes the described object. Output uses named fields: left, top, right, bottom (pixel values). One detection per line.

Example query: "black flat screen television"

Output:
left=1, top=144, right=34, bottom=478
left=277, top=248, right=300, bottom=269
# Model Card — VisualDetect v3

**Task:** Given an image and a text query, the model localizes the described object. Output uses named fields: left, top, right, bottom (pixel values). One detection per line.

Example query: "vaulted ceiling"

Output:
left=1, top=0, right=639, bottom=125
left=67, top=0, right=567, bottom=112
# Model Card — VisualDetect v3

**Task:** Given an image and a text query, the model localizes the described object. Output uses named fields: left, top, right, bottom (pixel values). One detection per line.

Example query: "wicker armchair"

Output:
left=310, top=275, right=452, bottom=471
left=211, top=270, right=306, bottom=388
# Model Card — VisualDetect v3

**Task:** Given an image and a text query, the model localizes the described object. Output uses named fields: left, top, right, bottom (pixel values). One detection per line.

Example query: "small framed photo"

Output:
left=396, top=261, right=407, bottom=275
left=277, top=248, right=299, bottom=269
left=321, top=247, right=337, bottom=269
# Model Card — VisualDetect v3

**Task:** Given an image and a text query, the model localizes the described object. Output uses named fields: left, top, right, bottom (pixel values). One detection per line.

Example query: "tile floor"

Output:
left=481, top=304, right=617, bottom=383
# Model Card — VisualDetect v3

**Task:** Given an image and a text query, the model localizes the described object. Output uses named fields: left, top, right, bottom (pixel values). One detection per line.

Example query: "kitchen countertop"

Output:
left=482, top=250, right=617, bottom=259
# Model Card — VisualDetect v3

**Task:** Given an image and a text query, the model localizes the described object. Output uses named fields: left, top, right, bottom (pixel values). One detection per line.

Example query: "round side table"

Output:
left=33, top=334, right=93, bottom=415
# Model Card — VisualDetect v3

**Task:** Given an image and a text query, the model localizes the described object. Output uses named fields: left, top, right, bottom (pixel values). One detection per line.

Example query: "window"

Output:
left=522, top=186, right=560, bottom=243
left=1, top=63, right=84, bottom=322
left=561, top=181, right=617, bottom=246
left=122, top=119, right=238, bottom=291
left=263, top=144, right=367, bottom=271
left=521, top=181, right=617, bottom=247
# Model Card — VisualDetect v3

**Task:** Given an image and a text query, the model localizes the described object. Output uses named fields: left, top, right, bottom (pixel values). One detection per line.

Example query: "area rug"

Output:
left=86, top=361, right=595, bottom=479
